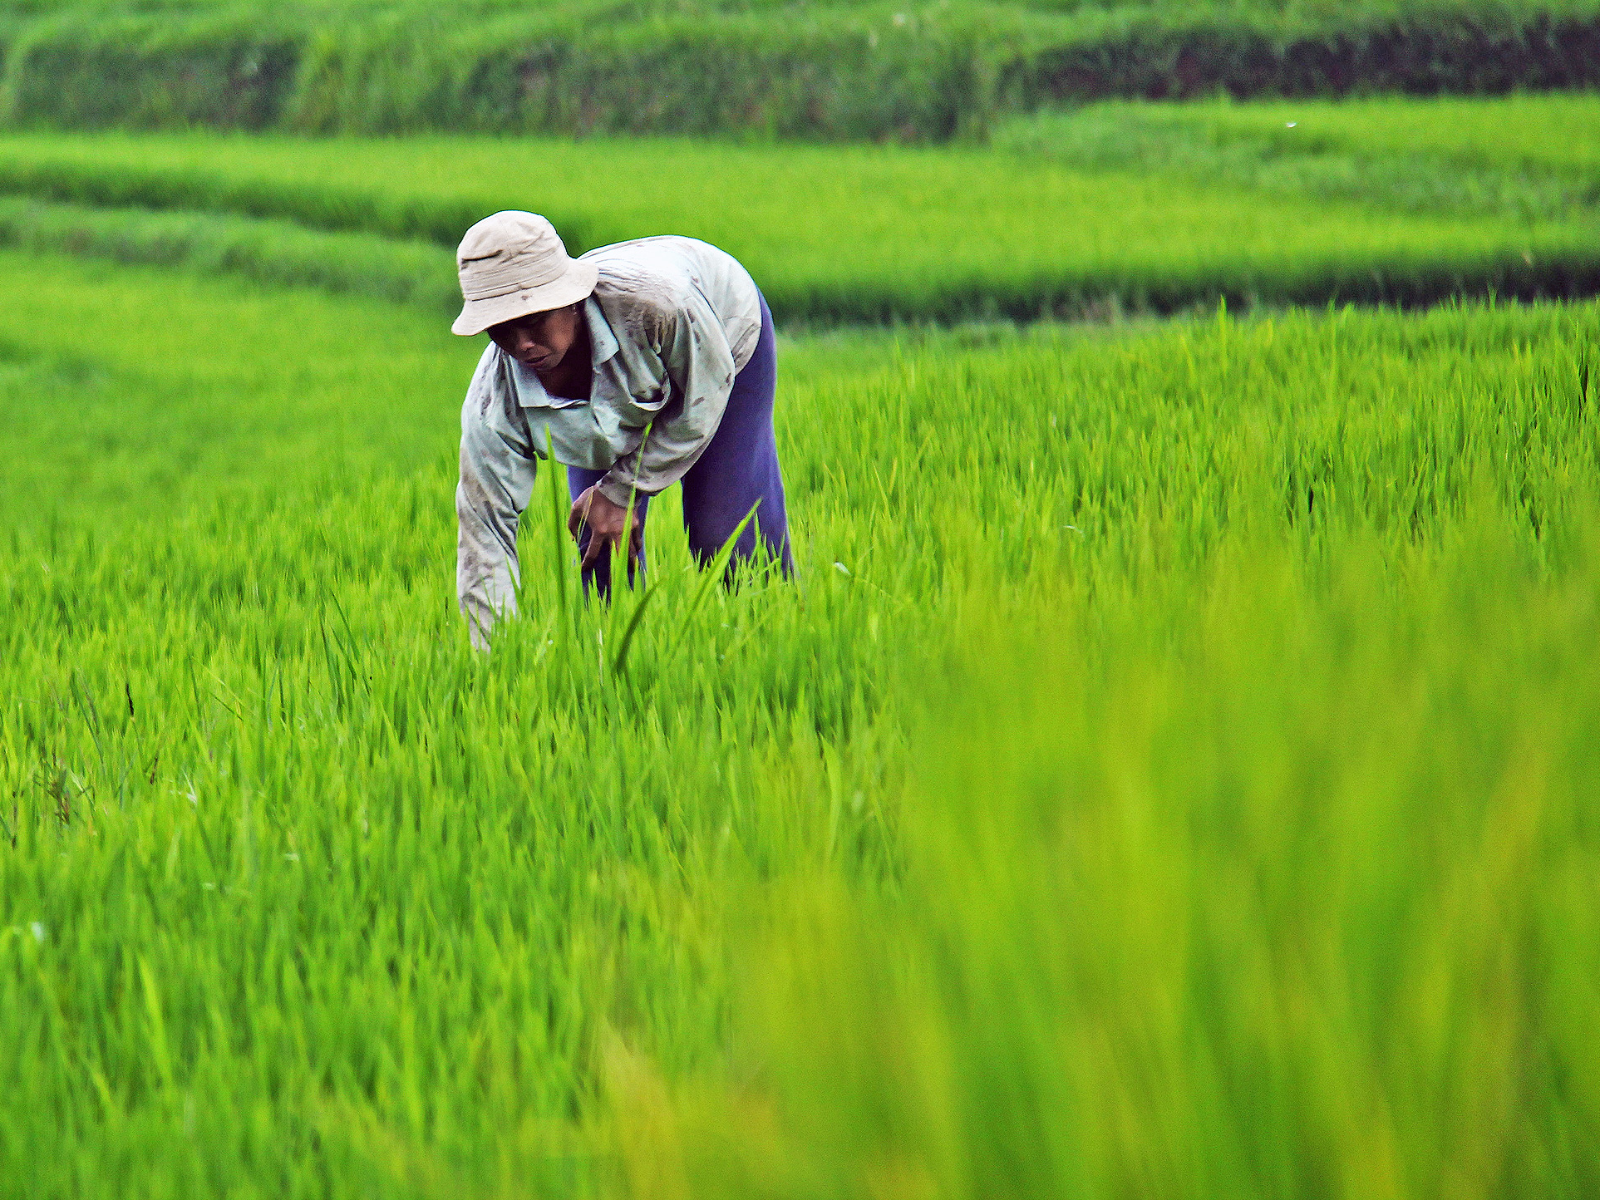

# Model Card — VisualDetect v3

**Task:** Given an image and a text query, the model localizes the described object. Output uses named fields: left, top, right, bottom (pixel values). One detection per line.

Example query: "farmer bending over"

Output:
left=452, top=211, right=792, bottom=647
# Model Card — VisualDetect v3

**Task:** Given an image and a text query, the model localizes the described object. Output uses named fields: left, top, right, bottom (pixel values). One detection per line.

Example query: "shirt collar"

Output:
left=504, top=297, right=618, bottom=408
left=584, top=296, right=619, bottom=366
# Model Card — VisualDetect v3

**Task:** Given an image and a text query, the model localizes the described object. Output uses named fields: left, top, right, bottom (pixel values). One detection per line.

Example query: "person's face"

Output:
left=488, top=304, right=582, bottom=374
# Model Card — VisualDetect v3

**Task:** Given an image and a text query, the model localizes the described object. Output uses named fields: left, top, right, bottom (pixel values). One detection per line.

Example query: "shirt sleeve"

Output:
left=456, top=347, right=540, bottom=649
left=595, top=286, right=736, bottom=507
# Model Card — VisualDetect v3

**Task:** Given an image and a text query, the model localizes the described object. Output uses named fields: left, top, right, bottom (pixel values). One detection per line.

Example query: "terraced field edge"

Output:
left=1, top=1, right=1598, bottom=140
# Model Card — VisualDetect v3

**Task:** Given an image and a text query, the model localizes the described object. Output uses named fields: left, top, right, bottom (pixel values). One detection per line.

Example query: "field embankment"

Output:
left=996, top=91, right=1600, bottom=220
left=2, top=248, right=1597, bottom=1195
left=1, top=94, right=1598, bottom=323
left=1, top=0, right=1598, bottom=139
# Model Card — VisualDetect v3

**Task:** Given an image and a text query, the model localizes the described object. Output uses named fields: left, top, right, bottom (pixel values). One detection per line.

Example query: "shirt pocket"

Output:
left=612, top=383, right=673, bottom=428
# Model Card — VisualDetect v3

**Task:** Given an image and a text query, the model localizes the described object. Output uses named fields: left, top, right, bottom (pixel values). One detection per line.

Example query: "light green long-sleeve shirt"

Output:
left=455, top=235, right=761, bottom=644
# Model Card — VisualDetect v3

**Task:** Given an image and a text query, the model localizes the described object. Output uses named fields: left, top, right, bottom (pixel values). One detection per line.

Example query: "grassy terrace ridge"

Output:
left=3, top=248, right=1598, bottom=1196
left=0, top=1, right=1598, bottom=139
left=995, top=91, right=1600, bottom=220
left=2, top=125, right=1599, bottom=322
left=0, top=195, right=457, bottom=309
left=1078, top=90, right=1600, bottom=175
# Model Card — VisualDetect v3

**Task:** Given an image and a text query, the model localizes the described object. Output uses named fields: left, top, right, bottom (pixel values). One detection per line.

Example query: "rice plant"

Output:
left=2, top=249, right=1596, bottom=1196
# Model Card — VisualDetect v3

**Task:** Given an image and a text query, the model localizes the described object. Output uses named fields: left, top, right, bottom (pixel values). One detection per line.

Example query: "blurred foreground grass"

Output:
left=1, top=251, right=1597, bottom=1196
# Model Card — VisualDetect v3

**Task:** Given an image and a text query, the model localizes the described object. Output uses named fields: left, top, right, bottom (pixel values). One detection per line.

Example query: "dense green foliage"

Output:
left=3, top=248, right=1598, bottom=1196
left=3, top=106, right=1599, bottom=323
left=1, top=0, right=1598, bottom=139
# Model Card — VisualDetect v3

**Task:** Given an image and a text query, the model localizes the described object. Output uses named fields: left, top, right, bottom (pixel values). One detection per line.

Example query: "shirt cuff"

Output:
left=596, top=470, right=645, bottom=508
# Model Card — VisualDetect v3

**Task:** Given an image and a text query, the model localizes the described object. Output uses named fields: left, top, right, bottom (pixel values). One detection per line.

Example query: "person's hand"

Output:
left=568, top=484, right=644, bottom=569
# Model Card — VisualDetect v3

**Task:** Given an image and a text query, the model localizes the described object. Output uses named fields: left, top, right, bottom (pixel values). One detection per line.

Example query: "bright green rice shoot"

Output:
left=1, top=251, right=1597, bottom=1197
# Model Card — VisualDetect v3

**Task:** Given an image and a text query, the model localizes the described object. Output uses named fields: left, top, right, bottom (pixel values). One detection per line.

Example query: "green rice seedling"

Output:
left=2, top=250, right=1597, bottom=1197
left=658, top=517, right=1600, bottom=1199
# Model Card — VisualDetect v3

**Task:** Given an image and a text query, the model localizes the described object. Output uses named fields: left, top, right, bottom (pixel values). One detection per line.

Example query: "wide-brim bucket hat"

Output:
left=451, top=210, right=599, bottom=336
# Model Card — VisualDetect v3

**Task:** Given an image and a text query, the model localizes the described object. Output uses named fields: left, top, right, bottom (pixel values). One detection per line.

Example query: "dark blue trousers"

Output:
left=568, top=292, right=792, bottom=598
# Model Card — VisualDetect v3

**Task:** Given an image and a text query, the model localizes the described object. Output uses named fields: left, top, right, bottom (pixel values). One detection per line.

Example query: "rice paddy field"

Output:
left=3, top=93, right=1600, bottom=1199
left=1, top=91, right=1598, bottom=320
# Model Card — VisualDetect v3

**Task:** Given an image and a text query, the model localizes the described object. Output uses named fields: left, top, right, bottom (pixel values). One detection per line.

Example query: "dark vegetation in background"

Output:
left=0, top=1, right=1597, bottom=140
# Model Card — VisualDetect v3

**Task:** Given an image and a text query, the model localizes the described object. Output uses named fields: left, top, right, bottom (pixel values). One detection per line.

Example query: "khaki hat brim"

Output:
left=450, top=259, right=600, bottom=336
